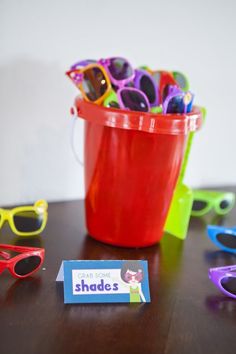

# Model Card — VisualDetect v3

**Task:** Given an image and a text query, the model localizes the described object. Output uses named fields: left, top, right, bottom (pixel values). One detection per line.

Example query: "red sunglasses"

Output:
left=0, top=244, right=45, bottom=279
left=124, top=270, right=143, bottom=282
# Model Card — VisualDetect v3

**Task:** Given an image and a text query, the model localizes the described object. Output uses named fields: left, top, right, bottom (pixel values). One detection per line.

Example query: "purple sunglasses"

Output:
left=133, top=69, right=159, bottom=107
left=209, top=264, right=236, bottom=299
left=162, top=85, right=194, bottom=114
left=117, top=87, right=150, bottom=112
left=99, top=57, right=134, bottom=88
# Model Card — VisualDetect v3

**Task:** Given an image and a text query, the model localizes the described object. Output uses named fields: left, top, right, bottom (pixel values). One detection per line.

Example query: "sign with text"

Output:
left=58, top=260, right=150, bottom=304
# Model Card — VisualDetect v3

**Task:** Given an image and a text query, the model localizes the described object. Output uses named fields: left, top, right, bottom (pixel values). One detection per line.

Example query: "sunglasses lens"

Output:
left=221, top=276, right=236, bottom=296
left=108, top=101, right=120, bottom=108
left=82, top=67, right=108, bottom=101
left=120, top=90, right=149, bottom=112
left=174, top=72, right=187, bottom=90
left=220, top=200, right=230, bottom=210
left=216, top=233, right=236, bottom=249
left=192, top=200, right=208, bottom=211
left=140, top=75, right=156, bottom=104
left=14, top=256, right=41, bottom=276
left=108, top=58, right=133, bottom=81
left=13, top=211, right=44, bottom=233
left=167, top=95, right=185, bottom=113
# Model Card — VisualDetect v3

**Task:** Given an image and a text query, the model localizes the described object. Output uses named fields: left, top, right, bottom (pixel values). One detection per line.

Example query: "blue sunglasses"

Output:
left=207, top=225, right=236, bottom=254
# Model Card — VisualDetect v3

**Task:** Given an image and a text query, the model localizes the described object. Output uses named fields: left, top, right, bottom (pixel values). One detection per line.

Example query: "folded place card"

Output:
left=56, top=260, right=151, bottom=304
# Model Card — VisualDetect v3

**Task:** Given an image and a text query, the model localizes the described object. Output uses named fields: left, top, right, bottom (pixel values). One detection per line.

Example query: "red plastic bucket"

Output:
left=74, top=98, right=202, bottom=248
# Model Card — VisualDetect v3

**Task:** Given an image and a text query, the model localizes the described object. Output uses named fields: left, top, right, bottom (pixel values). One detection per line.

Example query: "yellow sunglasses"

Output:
left=0, top=200, right=48, bottom=236
left=66, top=63, right=111, bottom=105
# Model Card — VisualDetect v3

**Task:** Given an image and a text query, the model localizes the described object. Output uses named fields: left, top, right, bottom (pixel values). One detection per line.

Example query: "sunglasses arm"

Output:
left=209, top=265, right=236, bottom=274
left=0, top=251, right=11, bottom=260
left=35, top=199, right=48, bottom=211
left=0, top=243, right=43, bottom=254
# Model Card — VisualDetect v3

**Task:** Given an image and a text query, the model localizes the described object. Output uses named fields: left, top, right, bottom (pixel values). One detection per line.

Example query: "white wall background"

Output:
left=0, top=0, right=235, bottom=205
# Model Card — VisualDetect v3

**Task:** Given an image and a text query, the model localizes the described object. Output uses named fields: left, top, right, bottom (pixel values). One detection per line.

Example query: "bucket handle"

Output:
left=70, top=107, right=84, bottom=166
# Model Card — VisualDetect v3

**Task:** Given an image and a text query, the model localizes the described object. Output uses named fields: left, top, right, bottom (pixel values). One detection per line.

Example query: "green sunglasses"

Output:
left=191, top=190, right=235, bottom=216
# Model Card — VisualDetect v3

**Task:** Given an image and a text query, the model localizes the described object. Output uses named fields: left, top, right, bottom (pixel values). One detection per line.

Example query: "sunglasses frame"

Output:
left=66, top=63, right=111, bottom=105
left=133, top=69, right=159, bottom=107
left=117, top=87, right=150, bottom=112
left=99, top=57, right=135, bottom=88
left=146, top=69, right=178, bottom=103
left=191, top=190, right=235, bottom=216
left=209, top=264, right=236, bottom=299
left=172, top=71, right=190, bottom=92
left=124, top=270, right=143, bottom=282
left=207, top=225, right=236, bottom=253
left=162, top=86, right=194, bottom=114
left=104, top=88, right=163, bottom=113
left=70, top=59, right=97, bottom=70
left=103, top=89, right=120, bottom=108
left=0, top=199, right=48, bottom=236
left=0, top=244, right=45, bottom=279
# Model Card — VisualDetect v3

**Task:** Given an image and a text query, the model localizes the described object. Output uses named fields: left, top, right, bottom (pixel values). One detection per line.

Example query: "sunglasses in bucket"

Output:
left=0, top=244, right=45, bottom=279
left=66, top=63, right=112, bottom=105
left=66, top=59, right=159, bottom=112
left=66, top=57, right=195, bottom=115
left=191, top=190, right=235, bottom=216
left=104, top=84, right=193, bottom=114
left=70, top=57, right=136, bottom=90
left=162, top=85, right=193, bottom=114
left=66, top=57, right=134, bottom=101
left=209, top=264, right=236, bottom=299
left=0, top=200, right=48, bottom=236
left=99, top=57, right=135, bottom=87
left=140, top=67, right=189, bottom=100
left=104, top=87, right=161, bottom=113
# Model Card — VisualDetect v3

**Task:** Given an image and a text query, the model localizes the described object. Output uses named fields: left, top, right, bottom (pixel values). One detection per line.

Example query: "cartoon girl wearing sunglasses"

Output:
left=120, top=261, right=146, bottom=303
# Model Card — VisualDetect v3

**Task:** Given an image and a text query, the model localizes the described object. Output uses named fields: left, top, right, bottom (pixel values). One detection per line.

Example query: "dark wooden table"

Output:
left=1, top=192, right=236, bottom=354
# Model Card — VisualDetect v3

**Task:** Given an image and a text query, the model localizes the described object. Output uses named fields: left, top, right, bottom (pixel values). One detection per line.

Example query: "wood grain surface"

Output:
left=1, top=193, right=236, bottom=354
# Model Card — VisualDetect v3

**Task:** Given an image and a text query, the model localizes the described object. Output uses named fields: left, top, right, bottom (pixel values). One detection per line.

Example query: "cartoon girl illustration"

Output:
left=120, top=261, right=146, bottom=303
